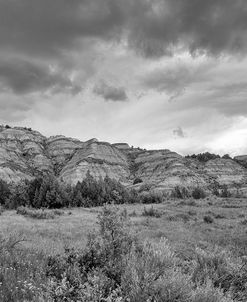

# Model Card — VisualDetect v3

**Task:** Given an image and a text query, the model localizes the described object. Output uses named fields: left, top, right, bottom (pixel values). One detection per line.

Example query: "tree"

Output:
left=0, top=180, right=11, bottom=205
left=222, top=154, right=232, bottom=160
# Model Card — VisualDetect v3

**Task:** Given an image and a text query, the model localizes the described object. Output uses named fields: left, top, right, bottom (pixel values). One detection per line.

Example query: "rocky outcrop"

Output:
left=59, top=141, right=130, bottom=185
left=0, top=126, right=247, bottom=194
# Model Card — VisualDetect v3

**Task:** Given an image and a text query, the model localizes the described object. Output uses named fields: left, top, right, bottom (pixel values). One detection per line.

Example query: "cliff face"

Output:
left=0, top=126, right=247, bottom=194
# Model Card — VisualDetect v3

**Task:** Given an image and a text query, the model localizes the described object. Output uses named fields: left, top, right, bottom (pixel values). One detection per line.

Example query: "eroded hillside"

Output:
left=0, top=126, right=247, bottom=194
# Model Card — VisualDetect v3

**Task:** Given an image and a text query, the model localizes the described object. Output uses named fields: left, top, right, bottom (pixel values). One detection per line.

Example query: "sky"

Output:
left=1, top=0, right=247, bottom=156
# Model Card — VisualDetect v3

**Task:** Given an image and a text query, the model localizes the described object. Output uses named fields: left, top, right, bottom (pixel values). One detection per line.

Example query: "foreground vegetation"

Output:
left=1, top=197, right=247, bottom=301
left=1, top=172, right=246, bottom=301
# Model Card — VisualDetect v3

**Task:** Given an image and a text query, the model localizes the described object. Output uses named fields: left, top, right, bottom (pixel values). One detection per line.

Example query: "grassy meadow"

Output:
left=1, top=197, right=247, bottom=301
left=1, top=197, right=247, bottom=256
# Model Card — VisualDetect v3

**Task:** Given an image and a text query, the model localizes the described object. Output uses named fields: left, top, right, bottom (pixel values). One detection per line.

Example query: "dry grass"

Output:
left=1, top=197, right=247, bottom=256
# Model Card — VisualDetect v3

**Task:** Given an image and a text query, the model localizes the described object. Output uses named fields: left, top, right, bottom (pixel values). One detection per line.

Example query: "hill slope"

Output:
left=0, top=126, right=247, bottom=194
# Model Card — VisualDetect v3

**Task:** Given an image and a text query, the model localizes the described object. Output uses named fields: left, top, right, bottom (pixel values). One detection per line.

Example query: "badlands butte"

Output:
left=1, top=125, right=247, bottom=195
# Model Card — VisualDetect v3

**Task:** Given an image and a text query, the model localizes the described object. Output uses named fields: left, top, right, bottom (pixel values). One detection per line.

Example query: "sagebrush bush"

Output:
left=171, top=186, right=190, bottom=199
left=142, top=206, right=162, bottom=218
left=192, top=247, right=242, bottom=290
left=192, top=187, right=206, bottom=199
left=0, top=233, right=46, bottom=302
left=121, top=238, right=178, bottom=301
left=2, top=206, right=245, bottom=301
left=45, top=206, right=137, bottom=300
left=140, top=191, right=163, bottom=204
left=221, top=185, right=231, bottom=198
left=203, top=215, right=214, bottom=224
left=16, top=206, right=65, bottom=219
left=16, top=206, right=56, bottom=219
left=191, top=281, right=234, bottom=302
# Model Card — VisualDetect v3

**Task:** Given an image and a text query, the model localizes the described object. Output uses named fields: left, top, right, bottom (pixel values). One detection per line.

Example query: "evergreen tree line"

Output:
left=0, top=171, right=140, bottom=209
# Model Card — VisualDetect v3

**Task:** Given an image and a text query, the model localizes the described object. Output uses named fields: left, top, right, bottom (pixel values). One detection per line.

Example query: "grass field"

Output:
left=1, top=196, right=247, bottom=256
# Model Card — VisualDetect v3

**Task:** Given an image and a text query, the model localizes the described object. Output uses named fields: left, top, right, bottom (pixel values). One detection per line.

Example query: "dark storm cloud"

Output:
left=0, top=59, right=81, bottom=95
left=128, top=0, right=247, bottom=57
left=93, top=81, right=127, bottom=101
left=0, top=0, right=125, bottom=58
left=1, top=0, right=247, bottom=60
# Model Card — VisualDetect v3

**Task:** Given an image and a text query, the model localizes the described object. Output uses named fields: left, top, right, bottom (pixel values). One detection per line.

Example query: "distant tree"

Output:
left=222, top=154, right=232, bottom=160
left=9, top=183, right=29, bottom=208
left=186, top=152, right=220, bottom=162
left=0, top=180, right=11, bottom=205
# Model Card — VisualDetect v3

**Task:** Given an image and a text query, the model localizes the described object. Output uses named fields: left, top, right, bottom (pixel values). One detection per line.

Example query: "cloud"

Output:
left=1, top=0, right=247, bottom=61
left=128, top=0, right=247, bottom=57
left=0, top=58, right=82, bottom=95
left=0, top=0, right=125, bottom=58
left=93, top=81, right=127, bottom=101
left=173, top=127, right=185, bottom=138
left=141, top=64, right=191, bottom=98
left=140, top=59, right=213, bottom=99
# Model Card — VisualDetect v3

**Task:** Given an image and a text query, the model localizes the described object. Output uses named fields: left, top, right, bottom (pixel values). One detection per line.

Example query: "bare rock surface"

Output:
left=0, top=126, right=247, bottom=194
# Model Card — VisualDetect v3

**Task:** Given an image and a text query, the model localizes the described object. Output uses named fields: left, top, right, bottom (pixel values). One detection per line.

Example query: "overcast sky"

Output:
left=1, top=0, right=247, bottom=156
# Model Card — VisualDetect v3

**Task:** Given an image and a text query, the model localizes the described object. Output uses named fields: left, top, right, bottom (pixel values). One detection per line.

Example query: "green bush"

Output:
left=2, top=206, right=244, bottom=301
left=171, top=186, right=190, bottom=199
left=140, top=191, right=163, bottom=204
left=192, top=187, right=206, bottom=199
left=220, top=185, right=231, bottom=198
left=203, top=215, right=214, bottom=224
left=16, top=206, right=65, bottom=219
left=133, top=178, right=143, bottom=185
left=142, top=206, right=162, bottom=218
left=0, top=233, right=46, bottom=302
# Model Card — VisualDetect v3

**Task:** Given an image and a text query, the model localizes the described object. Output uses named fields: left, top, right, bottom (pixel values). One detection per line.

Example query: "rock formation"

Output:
left=0, top=126, right=247, bottom=194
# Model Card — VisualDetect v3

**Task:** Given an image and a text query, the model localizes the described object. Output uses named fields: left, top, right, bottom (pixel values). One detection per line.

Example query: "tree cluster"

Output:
left=0, top=172, right=139, bottom=209
left=186, top=152, right=221, bottom=162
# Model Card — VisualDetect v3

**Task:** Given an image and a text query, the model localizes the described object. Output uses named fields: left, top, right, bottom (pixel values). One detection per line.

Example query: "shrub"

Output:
left=3, top=205, right=242, bottom=301
left=16, top=206, right=58, bottom=219
left=220, top=185, right=231, bottom=198
left=214, top=213, right=225, bottom=219
left=142, top=206, right=162, bottom=218
left=138, top=183, right=152, bottom=192
left=188, top=210, right=197, bottom=216
left=129, top=210, right=137, bottom=217
left=140, top=191, right=163, bottom=204
left=191, top=247, right=243, bottom=295
left=192, top=187, right=206, bottom=200
left=0, top=233, right=46, bottom=301
left=121, top=238, right=178, bottom=301
left=0, top=206, right=4, bottom=215
left=203, top=215, right=214, bottom=224
left=46, top=206, right=136, bottom=299
left=133, top=178, right=143, bottom=185
left=171, top=186, right=190, bottom=199
left=178, top=199, right=197, bottom=206
left=191, top=282, right=234, bottom=302
left=167, top=213, right=191, bottom=222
